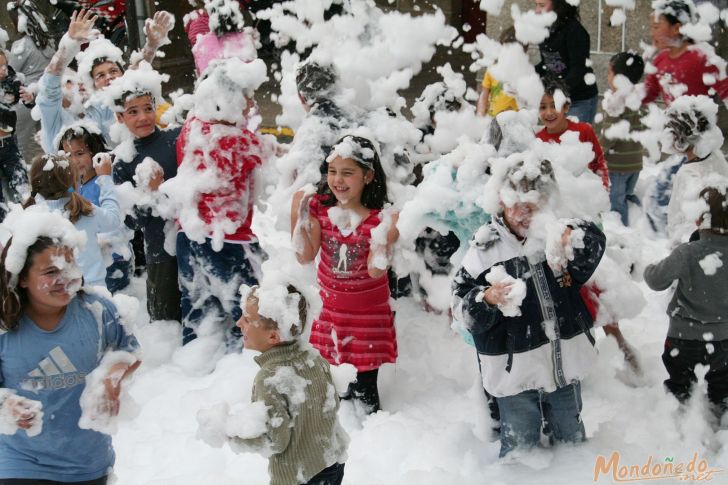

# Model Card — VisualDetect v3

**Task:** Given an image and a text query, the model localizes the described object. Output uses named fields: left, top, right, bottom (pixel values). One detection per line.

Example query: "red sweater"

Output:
left=644, top=48, right=728, bottom=106
left=175, top=117, right=261, bottom=242
left=536, top=120, right=610, bottom=190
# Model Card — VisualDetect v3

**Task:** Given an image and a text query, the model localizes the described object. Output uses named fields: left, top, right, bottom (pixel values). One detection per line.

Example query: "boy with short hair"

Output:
left=644, top=184, right=728, bottom=420
left=108, top=73, right=182, bottom=322
left=600, top=52, right=646, bottom=226
left=452, top=157, right=606, bottom=457
left=234, top=284, right=349, bottom=485
left=536, top=75, right=610, bottom=189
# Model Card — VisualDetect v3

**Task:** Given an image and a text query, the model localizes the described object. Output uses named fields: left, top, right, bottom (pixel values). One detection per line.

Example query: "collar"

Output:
left=253, top=340, right=301, bottom=367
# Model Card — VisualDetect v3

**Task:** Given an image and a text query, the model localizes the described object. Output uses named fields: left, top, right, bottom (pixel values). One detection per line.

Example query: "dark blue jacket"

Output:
left=452, top=217, right=605, bottom=398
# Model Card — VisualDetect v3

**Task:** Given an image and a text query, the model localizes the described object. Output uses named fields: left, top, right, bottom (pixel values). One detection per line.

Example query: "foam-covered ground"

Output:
left=112, top=276, right=728, bottom=485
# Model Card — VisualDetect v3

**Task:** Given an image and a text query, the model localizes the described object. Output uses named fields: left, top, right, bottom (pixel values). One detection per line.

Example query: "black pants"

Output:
left=0, top=135, right=28, bottom=221
left=662, top=337, right=728, bottom=412
left=303, top=463, right=345, bottom=485
left=347, top=369, right=380, bottom=414
left=0, top=477, right=107, bottom=485
left=146, top=260, right=182, bottom=322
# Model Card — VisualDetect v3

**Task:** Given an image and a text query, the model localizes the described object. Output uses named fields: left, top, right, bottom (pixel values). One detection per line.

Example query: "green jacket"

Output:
left=599, top=107, right=645, bottom=173
left=233, top=341, right=349, bottom=485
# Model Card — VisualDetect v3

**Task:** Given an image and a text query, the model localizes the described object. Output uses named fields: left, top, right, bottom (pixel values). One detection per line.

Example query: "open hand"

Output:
left=93, top=153, right=113, bottom=176
left=67, top=9, right=99, bottom=42
left=483, top=281, right=513, bottom=306
left=144, top=11, right=175, bottom=48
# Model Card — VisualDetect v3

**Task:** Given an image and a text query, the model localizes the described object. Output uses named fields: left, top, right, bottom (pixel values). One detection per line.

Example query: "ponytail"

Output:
left=0, top=241, right=22, bottom=332
left=65, top=192, right=93, bottom=224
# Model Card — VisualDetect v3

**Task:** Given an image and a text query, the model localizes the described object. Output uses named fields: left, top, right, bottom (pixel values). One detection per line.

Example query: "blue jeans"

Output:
left=105, top=257, right=131, bottom=294
left=176, top=232, right=263, bottom=346
left=304, top=463, right=345, bottom=485
left=609, top=171, right=640, bottom=226
left=647, top=156, right=687, bottom=233
left=497, top=382, right=585, bottom=457
left=568, top=96, right=599, bottom=124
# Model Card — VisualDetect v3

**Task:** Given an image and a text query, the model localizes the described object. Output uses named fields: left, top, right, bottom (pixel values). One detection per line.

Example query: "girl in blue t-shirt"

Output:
left=0, top=233, right=139, bottom=484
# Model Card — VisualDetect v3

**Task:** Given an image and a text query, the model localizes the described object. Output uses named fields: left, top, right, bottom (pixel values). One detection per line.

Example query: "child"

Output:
left=173, top=59, right=267, bottom=345
left=23, top=153, right=121, bottom=289
left=0, top=49, right=30, bottom=220
left=600, top=52, right=646, bottom=226
left=644, top=185, right=728, bottom=420
left=0, top=209, right=138, bottom=483
left=59, top=124, right=133, bottom=293
left=291, top=135, right=399, bottom=414
left=108, top=76, right=181, bottom=322
left=231, top=284, right=348, bottom=485
left=536, top=75, right=610, bottom=189
left=476, top=27, right=520, bottom=118
left=644, top=0, right=728, bottom=107
left=663, top=96, right=728, bottom=244
left=452, top=157, right=606, bottom=457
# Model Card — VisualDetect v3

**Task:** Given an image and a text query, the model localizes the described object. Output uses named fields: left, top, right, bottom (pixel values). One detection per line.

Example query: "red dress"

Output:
left=308, top=195, right=397, bottom=372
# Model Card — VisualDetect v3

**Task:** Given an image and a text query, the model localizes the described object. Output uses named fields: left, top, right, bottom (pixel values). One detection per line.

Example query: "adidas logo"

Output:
left=22, top=346, right=87, bottom=391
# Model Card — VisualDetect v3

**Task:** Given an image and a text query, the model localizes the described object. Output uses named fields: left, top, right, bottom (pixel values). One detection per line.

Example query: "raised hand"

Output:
left=144, top=10, right=175, bottom=48
left=67, top=9, right=99, bottom=42
left=484, top=281, right=513, bottom=306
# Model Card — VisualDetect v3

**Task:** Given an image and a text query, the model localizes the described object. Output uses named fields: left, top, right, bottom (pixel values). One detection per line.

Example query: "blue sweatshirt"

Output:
left=0, top=293, right=138, bottom=481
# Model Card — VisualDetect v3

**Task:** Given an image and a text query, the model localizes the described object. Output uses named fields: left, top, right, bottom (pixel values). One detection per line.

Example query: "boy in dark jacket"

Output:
left=452, top=157, right=606, bottom=457
left=644, top=185, right=728, bottom=421
left=0, top=50, right=30, bottom=221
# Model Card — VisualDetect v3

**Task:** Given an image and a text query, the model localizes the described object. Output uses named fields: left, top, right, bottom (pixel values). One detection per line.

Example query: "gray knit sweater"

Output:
left=233, top=341, right=349, bottom=485
left=644, top=232, right=728, bottom=341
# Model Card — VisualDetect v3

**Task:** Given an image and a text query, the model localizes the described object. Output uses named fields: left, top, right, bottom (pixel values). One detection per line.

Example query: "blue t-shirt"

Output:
left=0, top=293, right=138, bottom=481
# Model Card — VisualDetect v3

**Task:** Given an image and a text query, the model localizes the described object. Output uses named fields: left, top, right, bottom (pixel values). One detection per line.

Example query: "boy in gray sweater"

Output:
left=233, top=284, right=349, bottom=485
left=644, top=185, right=728, bottom=420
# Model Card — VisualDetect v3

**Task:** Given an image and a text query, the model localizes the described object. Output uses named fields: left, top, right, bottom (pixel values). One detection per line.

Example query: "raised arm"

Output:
left=291, top=191, right=321, bottom=264
left=46, top=9, right=98, bottom=76
left=135, top=11, right=175, bottom=67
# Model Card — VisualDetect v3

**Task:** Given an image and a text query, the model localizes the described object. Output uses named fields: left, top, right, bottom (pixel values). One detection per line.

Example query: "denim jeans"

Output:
left=304, top=463, right=345, bottom=485
left=609, top=171, right=640, bottom=226
left=647, top=156, right=687, bottom=233
left=177, top=232, right=263, bottom=345
left=497, top=382, right=585, bottom=457
left=0, top=477, right=107, bottom=485
left=568, top=96, right=599, bottom=124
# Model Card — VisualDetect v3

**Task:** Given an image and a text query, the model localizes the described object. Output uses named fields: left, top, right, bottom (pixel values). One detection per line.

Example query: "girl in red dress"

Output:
left=291, top=135, right=399, bottom=414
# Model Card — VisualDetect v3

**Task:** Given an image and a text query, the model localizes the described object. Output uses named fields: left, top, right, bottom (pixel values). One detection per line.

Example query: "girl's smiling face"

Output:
left=326, top=156, right=373, bottom=206
left=19, top=246, right=80, bottom=310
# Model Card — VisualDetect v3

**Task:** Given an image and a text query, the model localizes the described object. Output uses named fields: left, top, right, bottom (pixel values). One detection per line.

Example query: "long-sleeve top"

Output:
left=643, top=47, right=728, bottom=106
left=536, top=120, right=610, bottom=190
left=41, top=175, right=122, bottom=287
left=667, top=151, right=728, bottom=244
left=9, top=36, right=54, bottom=85
left=644, top=232, right=728, bottom=341
left=598, top=107, right=645, bottom=173
left=233, top=340, right=349, bottom=485
left=452, top=217, right=605, bottom=398
left=537, top=17, right=599, bottom=102
left=113, top=127, right=180, bottom=264
left=36, top=72, right=78, bottom=153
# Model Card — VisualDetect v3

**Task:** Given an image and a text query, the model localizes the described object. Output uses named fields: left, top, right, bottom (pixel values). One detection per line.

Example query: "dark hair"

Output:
left=249, top=284, right=309, bottom=338
left=700, top=186, right=728, bottom=233
left=665, top=107, right=710, bottom=153
left=7, top=0, right=52, bottom=51
left=24, top=154, right=94, bottom=224
left=499, top=26, right=518, bottom=45
left=0, top=236, right=56, bottom=331
left=205, top=0, right=245, bottom=36
left=541, top=73, right=571, bottom=101
left=317, top=135, right=389, bottom=210
left=58, top=126, right=109, bottom=156
left=296, top=61, right=339, bottom=105
left=655, top=0, right=696, bottom=25
left=505, top=158, right=556, bottom=194
left=551, top=0, right=580, bottom=29
left=609, top=52, right=645, bottom=84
